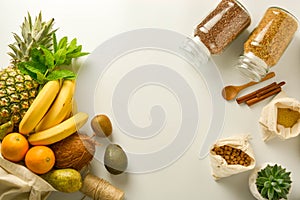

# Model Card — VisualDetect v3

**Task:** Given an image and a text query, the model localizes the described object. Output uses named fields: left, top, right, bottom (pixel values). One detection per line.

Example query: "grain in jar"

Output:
left=194, top=0, right=250, bottom=54
left=181, top=0, right=250, bottom=65
left=237, top=7, right=298, bottom=81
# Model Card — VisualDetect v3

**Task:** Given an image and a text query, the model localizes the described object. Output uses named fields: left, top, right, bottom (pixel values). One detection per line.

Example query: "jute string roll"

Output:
left=80, top=173, right=124, bottom=200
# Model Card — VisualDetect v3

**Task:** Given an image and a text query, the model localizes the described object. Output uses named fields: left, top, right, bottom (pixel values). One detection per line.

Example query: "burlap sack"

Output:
left=259, top=93, right=300, bottom=141
left=0, top=144, right=56, bottom=200
left=209, top=135, right=256, bottom=180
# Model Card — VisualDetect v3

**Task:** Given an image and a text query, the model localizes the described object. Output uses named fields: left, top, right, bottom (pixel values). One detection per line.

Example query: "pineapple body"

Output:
left=0, top=12, right=56, bottom=131
left=0, top=66, right=39, bottom=130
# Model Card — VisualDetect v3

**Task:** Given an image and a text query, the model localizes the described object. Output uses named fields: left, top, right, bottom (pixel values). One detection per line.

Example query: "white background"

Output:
left=0, top=0, right=300, bottom=199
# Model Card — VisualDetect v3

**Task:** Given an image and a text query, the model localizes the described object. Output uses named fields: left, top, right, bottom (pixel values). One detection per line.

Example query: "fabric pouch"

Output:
left=259, top=94, right=300, bottom=141
left=209, top=135, right=256, bottom=180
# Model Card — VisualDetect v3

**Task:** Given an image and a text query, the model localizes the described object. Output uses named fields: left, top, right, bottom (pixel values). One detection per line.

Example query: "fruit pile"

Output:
left=1, top=78, right=89, bottom=174
left=0, top=13, right=125, bottom=199
left=0, top=11, right=92, bottom=192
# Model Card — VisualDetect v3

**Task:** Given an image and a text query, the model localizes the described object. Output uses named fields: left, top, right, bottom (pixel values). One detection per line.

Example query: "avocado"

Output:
left=104, top=144, right=128, bottom=175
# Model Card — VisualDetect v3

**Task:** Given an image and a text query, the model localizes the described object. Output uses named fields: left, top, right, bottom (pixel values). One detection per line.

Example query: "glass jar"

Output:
left=237, top=7, right=298, bottom=81
left=181, top=0, right=251, bottom=65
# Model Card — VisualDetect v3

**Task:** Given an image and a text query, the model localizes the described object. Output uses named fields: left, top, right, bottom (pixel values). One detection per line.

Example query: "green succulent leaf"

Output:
left=256, top=164, right=291, bottom=200
left=268, top=187, right=274, bottom=199
left=261, top=187, right=268, bottom=197
left=256, top=177, right=269, bottom=186
left=281, top=183, right=291, bottom=189
left=264, top=165, right=272, bottom=177
left=272, top=164, right=278, bottom=174
left=277, top=179, right=283, bottom=185
left=279, top=192, right=288, bottom=199
left=264, top=181, right=271, bottom=188
left=273, top=185, right=281, bottom=193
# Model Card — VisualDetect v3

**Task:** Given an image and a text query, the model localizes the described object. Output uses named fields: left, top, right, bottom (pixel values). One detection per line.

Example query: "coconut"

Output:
left=50, top=132, right=96, bottom=171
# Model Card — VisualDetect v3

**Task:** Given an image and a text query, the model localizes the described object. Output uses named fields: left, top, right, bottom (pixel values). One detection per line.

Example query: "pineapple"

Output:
left=0, top=12, right=57, bottom=132
left=255, top=164, right=292, bottom=200
left=8, top=12, right=56, bottom=64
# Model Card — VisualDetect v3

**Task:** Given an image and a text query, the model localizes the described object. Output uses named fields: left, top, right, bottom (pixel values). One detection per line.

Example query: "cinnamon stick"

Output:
left=256, top=81, right=285, bottom=97
left=236, top=82, right=277, bottom=104
left=246, top=87, right=282, bottom=106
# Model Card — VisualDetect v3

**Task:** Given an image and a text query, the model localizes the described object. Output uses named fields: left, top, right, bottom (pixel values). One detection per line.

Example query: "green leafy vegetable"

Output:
left=17, top=33, right=89, bottom=85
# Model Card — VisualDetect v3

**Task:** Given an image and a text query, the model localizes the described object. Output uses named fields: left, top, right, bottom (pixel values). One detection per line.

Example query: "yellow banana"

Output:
left=72, top=99, right=78, bottom=115
left=28, top=112, right=89, bottom=145
left=60, top=98, right=76, bottom=121
left=62, top=98, right=73, bottom=120
left=19, top=80, right=61, bottom=135
left=0, top=121, right=14, bottom=140
left=35, top=80, right=75, bottom=131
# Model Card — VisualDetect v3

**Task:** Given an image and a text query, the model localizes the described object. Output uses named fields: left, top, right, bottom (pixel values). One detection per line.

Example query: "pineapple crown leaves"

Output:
left=8, top=12, right=57, bottom=65
left=256, top=164, right=292, bottom=200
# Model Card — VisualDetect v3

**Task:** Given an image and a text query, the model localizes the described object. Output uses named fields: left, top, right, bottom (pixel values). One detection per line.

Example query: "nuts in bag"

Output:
left=209, top=135, right=256, bottom=180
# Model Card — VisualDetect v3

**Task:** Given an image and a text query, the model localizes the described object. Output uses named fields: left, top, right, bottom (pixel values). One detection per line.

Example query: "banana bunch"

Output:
left=19, top=80, right=88, bottom=145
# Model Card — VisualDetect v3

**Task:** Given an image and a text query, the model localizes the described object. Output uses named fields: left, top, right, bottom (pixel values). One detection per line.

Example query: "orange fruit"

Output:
left=25, top=146, right=55, bottom=174
left=1, top=133, right=29, bottom=162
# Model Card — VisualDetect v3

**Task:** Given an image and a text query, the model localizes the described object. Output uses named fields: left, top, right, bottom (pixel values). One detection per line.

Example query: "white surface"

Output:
left=0, top=0, right=300, bottom=200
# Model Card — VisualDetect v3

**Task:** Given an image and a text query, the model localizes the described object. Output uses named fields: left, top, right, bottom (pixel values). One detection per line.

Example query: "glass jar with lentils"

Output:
left=181, top=0, right=251, bottom=65
left=237, top=7, right=298, bottom=81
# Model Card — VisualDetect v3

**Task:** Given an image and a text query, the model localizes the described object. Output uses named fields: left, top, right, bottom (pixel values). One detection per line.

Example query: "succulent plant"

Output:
left=255, top=164, right=292, bottom=200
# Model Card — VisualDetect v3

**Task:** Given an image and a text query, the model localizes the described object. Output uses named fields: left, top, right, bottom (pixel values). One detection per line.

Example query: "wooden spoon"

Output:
left=222, top=72, right=275, bottom=101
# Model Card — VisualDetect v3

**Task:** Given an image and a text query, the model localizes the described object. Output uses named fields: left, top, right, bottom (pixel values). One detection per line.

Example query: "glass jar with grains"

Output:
left=181, top=0, right=251, bottom=66
left=236, top=7, right=298, bottom=81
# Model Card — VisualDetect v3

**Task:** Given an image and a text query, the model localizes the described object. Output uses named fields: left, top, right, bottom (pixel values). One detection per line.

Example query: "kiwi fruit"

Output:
left=91, top=114, right=112, bottom=137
